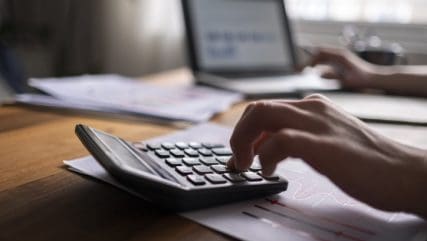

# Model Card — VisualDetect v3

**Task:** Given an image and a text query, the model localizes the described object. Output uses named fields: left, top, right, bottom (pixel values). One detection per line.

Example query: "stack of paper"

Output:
left=15, top=75, right=242, bottom=123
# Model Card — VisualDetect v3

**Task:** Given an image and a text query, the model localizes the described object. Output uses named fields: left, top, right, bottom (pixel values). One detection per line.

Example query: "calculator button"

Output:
left=165, top=158, right=182, bottom=167
left=202, top=143, right=225, bottom=149
left=211, top=165, right=230, bottom=174
left=184, top=149, right=199, bottom=157
left=176, top=166, right=193, bottom=176
left=198, top=148, right=213, bottom=156
left=175, top=142, right=189, bottom=150
left=223, top=173, right=246, bottom=183
left=215, top=156, right=230, bottom=165
left=187, top=175, right=206, bottom=185
left=133, top=143, right=148, bottom=152
left=189, top=142, right=203, bottom=149
left=258, top=172, right=280, bottom=181
left=249, top=163, right=262, bottom=172
left=170, top=149, right=185, bottom=158
left=241, top=172, right=263, bottom=182
left=161, top=142, right=175, bottom=150
left=182, top=157, right=200, bottom=166
left=155, top=150, right=170, bottom=158
left=200, top=157, right=218, bottom=166
left=212, top=148, right=233, bottom=156
left=147, top=143, right=161, bottom=150
left=205, top=174, right=227, bottom=184
left=193, top=165, right=213, bottom=174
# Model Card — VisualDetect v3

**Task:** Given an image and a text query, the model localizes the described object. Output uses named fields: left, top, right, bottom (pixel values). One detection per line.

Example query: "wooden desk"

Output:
left=4, top=69, right=427, bottom=241
left=0, top=69, right=247, bottom=241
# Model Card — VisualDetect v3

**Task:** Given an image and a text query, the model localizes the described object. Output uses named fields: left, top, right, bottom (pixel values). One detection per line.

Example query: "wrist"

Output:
left=364, top=66, right=394, bottom=89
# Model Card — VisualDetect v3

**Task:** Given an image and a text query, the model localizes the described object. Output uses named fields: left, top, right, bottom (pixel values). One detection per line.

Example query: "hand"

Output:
left=228, top=95, right=427, bottom=218
left=308, top=47, right=378, bottom=90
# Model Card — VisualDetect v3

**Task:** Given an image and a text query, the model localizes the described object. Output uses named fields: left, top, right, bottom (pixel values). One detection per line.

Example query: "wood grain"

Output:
left=0, top=69, right=245, bottom=241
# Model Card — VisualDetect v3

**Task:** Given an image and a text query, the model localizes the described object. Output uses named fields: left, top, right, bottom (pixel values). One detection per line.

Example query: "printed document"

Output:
left=64, top=123, right=427, bottom=241
left=24, top=75, right=242, bottom=123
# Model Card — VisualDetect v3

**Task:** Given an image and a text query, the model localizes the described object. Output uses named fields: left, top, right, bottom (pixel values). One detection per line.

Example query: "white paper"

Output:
left=322, top=93, right=427, bottom=125
left=28, top=75, right=242, bottom=123
left=64, top=123, right=427, bottom=241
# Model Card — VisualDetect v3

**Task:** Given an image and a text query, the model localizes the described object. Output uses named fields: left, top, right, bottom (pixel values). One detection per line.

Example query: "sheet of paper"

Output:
left=14, top=93, right=184, bottom=124
left=64, top=123, right=427, bottom=241
left=28, top=75, right=242, bottom=123
left=321, top=93, right=427, bottom=125
left=225, top=72, right=340, bottom=93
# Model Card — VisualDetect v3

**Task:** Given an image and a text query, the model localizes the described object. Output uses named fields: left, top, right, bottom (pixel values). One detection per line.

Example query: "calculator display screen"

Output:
left=94, top=130, right=156, bottom=175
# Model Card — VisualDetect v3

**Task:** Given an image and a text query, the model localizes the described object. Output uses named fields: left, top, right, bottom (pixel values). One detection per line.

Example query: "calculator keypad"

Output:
left=135, top=142, right=281, bottom=187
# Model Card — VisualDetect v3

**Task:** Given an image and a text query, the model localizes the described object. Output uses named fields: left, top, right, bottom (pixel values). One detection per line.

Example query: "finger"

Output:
left=308, top=47, right=353, bottom=69
left=257, top=129, right=320, bottom=176
left=253, top=132, right=271, bottom=153
left=244, top=97, right=329, bottom=112
left=321, top=71, right=339, bottom=79
left=299, top=47, right=320, bottom=69
left=303, top=93, right=331, bottom=101
left=267, top=95, right=333, bottom=113
left=316, top=65, right=340, bottom=79
left=295, top=64, right=305, bottom=72
left=227, top=102, right=268, bottom=171
left=229, top=101, right=315, bottom=171
left=227, top=102, right=270, bottom=171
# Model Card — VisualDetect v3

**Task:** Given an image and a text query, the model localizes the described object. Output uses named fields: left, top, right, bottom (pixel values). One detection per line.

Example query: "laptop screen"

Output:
left=185, top=0, right=295, bottom=74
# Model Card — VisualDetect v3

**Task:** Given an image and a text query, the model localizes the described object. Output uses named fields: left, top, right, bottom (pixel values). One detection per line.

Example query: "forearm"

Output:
left=396, top=146, right=427, bottom=218
left=368, top=66, right=427, bottom=96
left=407, top=155, right=427, bottom=219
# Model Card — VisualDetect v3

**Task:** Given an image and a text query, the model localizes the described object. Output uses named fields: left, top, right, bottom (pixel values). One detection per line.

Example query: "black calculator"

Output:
left=75, top=124, right=288, bottom=211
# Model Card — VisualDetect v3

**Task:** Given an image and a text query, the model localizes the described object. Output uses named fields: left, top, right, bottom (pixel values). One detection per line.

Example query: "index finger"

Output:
left=229, top=101, right=316, bottom=171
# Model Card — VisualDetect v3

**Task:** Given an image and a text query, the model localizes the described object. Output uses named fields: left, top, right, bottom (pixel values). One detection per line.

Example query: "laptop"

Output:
left=182, top=0, right=339, bottom=98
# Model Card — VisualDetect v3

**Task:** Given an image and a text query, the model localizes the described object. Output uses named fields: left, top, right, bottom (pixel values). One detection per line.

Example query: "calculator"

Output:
left=75, top=124, right=288, bottom=211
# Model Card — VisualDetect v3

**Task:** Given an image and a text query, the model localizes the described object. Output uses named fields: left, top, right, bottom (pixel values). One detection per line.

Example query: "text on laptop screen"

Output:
left=189, top=0, right=292, bottom=72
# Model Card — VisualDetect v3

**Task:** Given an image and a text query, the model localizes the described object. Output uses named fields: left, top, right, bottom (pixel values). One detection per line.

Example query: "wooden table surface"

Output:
left=0, top=69, right=248, bottom=241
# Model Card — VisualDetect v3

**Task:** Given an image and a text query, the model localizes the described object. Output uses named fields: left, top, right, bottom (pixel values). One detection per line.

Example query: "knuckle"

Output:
left=303, top=95, right=331, bottom=112
left=276, top=129, right=296, bottom=144
left=304, top=93, right=326, bottom=100
left=247, top=100, right=271, bottom=115
left=312, top=99, right=328, bottom=111
left=246, top=101, right=263, bottom=113
left=243, top=102, right=257, bottom=114
left=245, top=101, right=258, bottom=110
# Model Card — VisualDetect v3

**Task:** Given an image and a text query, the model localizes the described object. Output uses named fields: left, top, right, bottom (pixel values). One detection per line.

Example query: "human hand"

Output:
left=307, top=47, right=378, bottom=90
left=228, top=95, right=427, bottom=217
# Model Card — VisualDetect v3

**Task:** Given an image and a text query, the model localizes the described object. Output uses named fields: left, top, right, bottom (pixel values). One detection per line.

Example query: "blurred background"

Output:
left=0, top=0, right=426, bottom=92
